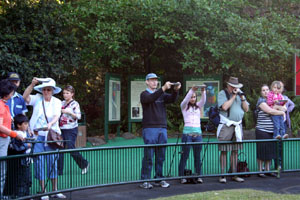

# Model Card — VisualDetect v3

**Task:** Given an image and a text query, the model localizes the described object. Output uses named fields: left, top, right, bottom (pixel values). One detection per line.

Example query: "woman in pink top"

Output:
left=178, top=85, right=206, bottom=184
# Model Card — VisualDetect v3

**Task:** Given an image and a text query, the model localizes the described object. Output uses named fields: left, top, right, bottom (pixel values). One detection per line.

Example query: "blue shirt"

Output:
left=6, top=92, right=28, bottom=118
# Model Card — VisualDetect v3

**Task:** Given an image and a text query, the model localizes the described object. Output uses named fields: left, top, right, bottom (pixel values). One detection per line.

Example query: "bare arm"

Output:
left=23, top=77, right=39, bottom=104
left=181, top=89, right=193, bottom=110
left=196, top=89, right=206, bottom=108
left=241, top=94, right=249, bottom=112
left=259, top=102, right=285, bottom=116
left=221, top=94, right=237, bottom=111
left=46, top=115, right=60, bottom=131
left=0, top=121, right=24, bottom=141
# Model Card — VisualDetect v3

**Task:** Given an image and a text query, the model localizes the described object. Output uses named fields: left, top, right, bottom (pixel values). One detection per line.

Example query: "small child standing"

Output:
left=5, top=114, right=33, bottom=198
left=267, top=81, right=288, bottom=139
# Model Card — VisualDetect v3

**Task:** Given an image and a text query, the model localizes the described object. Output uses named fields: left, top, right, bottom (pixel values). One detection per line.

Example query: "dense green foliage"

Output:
left=0, top=0, right=79, bottom=89
left=0, top=0, right=299, bottom=135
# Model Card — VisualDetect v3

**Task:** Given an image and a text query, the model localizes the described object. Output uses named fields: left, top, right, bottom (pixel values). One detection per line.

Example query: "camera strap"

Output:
left=224, top=89, right=231, bottom=118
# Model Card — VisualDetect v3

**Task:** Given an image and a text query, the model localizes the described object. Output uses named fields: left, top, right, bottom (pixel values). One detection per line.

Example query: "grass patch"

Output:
left=152, top=189, right=299, bottom=200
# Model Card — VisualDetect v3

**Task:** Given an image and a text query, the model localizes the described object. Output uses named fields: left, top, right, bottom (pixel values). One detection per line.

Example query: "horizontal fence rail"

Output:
left=0, top=138, right=299, bottom=199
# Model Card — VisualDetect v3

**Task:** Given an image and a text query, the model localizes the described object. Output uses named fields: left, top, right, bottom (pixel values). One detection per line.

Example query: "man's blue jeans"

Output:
left=141, top=128, right=167, bottom=180
left=178, top=134, right=203, bottom=176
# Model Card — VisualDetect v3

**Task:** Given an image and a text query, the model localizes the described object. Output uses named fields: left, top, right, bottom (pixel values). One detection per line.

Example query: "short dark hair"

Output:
left=0, top=79, right=16, bottom=98
left=63, top=85, right=75, bottom=94
left=14, top=114, right=29, bottom=129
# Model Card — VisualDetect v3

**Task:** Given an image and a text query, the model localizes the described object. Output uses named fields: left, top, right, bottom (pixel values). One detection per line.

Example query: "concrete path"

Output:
left=56, top=172, right=300, bottom=200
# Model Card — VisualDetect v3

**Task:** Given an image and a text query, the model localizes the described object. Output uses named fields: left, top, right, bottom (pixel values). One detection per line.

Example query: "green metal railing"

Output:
left=1, top=138, right=300, bottom=199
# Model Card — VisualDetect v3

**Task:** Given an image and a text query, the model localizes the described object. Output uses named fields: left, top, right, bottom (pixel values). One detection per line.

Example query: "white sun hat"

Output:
left=34, top=78, right=61, bottom=94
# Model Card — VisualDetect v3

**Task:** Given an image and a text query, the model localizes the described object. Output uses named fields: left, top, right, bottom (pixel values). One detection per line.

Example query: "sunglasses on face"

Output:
left=42, top=88, right=52, bottom=92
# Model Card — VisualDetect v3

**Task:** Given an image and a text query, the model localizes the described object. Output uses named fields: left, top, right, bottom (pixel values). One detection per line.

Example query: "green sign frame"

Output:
left=104, top=73, right=121, bottom=141
left=127, top=75, right=162, bottom=132
left=183, top=75, right=222, bottom=121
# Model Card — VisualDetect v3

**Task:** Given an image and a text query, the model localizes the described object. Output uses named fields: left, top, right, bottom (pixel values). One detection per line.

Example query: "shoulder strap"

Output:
left=62, top=100, right=74, bottom=109
left=224, top=89, right=231, bottom=118
left=42, top=100, right=49, bottom=124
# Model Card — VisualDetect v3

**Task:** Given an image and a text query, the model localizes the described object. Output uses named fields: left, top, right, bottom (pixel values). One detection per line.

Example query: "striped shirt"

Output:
left=256, top=97, right=274, bottom=133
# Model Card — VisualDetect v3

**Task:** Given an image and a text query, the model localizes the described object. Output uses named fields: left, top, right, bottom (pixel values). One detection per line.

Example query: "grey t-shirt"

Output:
left=218, top=89, right=249, bottom=122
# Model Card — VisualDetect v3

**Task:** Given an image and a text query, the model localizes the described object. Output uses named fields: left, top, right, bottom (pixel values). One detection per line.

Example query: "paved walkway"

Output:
left=59, top=172, right=300, bottom=199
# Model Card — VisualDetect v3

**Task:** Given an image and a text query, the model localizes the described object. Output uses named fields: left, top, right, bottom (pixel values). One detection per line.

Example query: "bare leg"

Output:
left=230, top=150, right=238, bottom=173
left=39, top=180, right=45, bottom=192
left=220, top=151, right=227, bottom=174
left=265, top=160, right=271, bottom=171
left=51, top=178, right=57, bottom=191
left=257, top=159, right=263, bottom=172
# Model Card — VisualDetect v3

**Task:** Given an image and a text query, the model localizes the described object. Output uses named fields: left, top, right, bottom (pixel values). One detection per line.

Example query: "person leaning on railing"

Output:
left=255, top=84, right=285, bottom=178
left=0, top=79, right=24, bottom=199
left=23, top=77, right=66, bottom=199
left=178, top=85, right=206, bottom=184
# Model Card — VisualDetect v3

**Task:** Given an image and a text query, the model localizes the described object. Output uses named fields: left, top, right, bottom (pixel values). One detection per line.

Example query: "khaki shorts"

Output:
left=218, top=124, right=243, bottom=151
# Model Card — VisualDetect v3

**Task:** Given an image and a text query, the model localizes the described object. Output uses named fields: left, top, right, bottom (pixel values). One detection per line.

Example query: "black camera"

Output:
left=237, top=92, right=245, bottom=97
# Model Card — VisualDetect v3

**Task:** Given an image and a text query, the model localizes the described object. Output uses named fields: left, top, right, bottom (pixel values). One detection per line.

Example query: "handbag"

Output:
left=42, top=100, right=64, bottom=149
left=237, top=152, right=250, bottom=177
left=184, top=169, right=198, bottom=184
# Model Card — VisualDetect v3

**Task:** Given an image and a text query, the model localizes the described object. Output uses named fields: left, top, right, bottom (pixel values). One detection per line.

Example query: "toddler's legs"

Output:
left=271, top=115, right=281, bottom=139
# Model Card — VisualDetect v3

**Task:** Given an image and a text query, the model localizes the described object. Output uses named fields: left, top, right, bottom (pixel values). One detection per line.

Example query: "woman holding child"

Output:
left=256, top=84, right=285, bottom=177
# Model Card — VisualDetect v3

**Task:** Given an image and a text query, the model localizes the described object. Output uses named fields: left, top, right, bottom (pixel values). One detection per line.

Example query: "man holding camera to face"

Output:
left=217, top=77, right=249, bottom=183
left=140, top=73, right=181, bottom=189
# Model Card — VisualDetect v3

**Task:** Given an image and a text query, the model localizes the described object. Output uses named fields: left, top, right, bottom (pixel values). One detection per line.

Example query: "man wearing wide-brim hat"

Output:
left=217, top=76, right=249, bottom=184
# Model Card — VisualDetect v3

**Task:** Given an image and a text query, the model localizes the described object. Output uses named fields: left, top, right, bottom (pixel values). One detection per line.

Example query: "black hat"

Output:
left=7, top=72, right=20, bottom=81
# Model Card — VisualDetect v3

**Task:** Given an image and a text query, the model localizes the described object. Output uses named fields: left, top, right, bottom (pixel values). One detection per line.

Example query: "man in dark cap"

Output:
left=6, top=72, right=28, bottom=128
left=217, top=77, right=249, bottom=184
left=139, top=73, right=181, bottom=189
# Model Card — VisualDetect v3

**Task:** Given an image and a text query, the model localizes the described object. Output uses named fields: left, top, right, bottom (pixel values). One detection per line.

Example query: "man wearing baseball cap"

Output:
left=217, top=76, right=249, bottom=184
left=139, top=73, right=181, bottom=189
left=6, top=72, right=28, bottom=128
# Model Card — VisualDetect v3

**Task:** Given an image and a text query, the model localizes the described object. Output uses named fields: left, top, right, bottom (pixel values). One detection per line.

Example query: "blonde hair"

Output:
left=270, top=81, right=281, bottom=90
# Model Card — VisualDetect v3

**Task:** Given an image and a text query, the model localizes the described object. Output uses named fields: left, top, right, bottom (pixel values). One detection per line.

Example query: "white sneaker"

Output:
left=154, top=180, right=170, bottom=188
left=82, top=163, right=90, bottom=175
left=275, top=135, right=281, bottom=139
left=181, top=178, right=187, bottom=184
left=232, top=176, right=244, bottom=183
left=139, top=182, right=153, bottom=189
left=219, top=176, right=226, bottom=183
left=40, top=195, right=49, bottom=200
left=197, top=178, right=203, bottom=183
left=50, top=193, right=66, bottom=199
